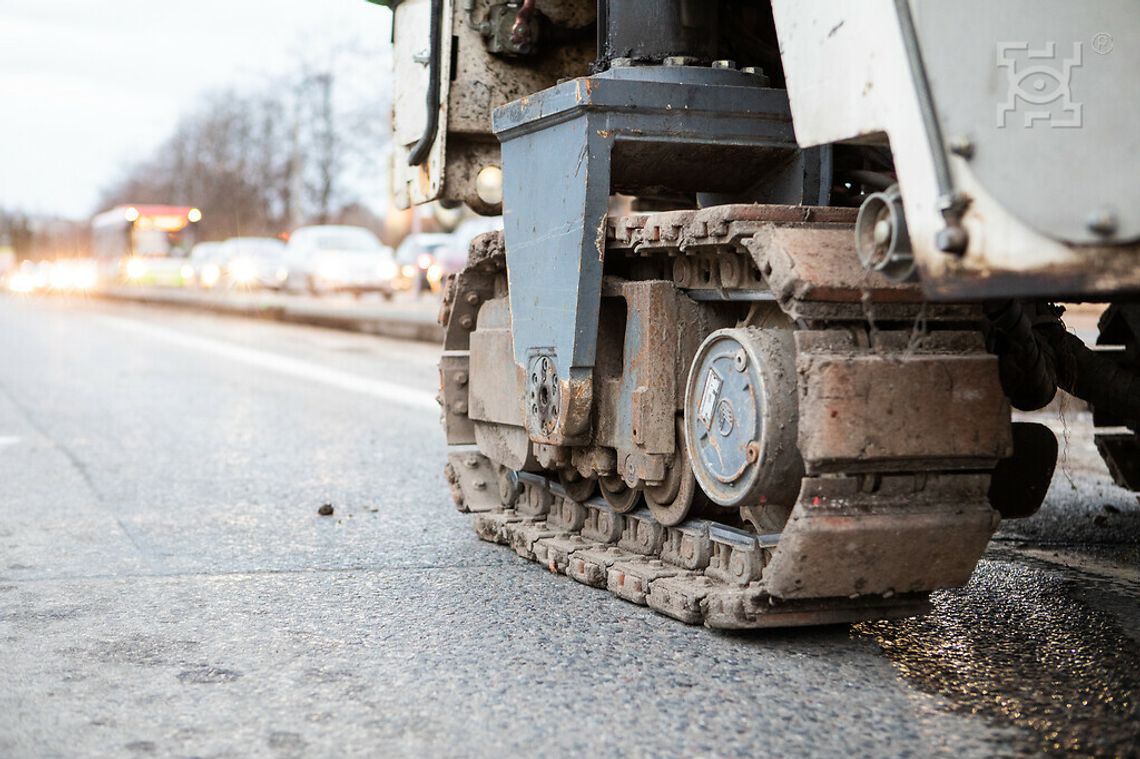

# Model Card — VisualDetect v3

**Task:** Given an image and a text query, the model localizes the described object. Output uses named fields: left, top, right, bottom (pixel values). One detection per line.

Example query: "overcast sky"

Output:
left=0, top=0, right=393, bottom=219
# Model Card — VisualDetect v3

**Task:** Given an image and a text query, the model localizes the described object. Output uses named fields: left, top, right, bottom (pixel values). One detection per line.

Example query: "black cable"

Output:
left=985, top=299, right=1140, bottom=426
left=984, top=300, right=1058, bottom=411
left=1058, top=331, right=1140, bottom=428
left=408, top=0, right=444, bottom=167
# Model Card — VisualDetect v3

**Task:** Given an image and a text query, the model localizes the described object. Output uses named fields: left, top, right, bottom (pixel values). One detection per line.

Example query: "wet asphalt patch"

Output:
left=856, top=557, right=1140, bottom=757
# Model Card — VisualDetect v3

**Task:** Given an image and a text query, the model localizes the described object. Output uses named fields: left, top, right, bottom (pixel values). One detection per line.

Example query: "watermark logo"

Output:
left=996, top=41, right=1083, bottom=128
left=1092, top=32, right=1114, bottom=55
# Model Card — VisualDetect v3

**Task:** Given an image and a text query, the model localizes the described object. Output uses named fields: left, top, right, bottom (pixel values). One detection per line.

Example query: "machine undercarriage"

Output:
left=443, top=206, right=1016, bottom=628
left=378, top=0, right=1140, bottom=627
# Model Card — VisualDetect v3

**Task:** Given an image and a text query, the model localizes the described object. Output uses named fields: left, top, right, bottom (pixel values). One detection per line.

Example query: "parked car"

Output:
left=46, top=258, right=98, bottom=292
left=6, top=260, right=38, bottom=294
left=394, top=233, right=453, bottom=294
left=186, top=242, right=226, bottom=289
left=283, top=226, right=397, bottom=298
left=217, top=237, right=287, bottom=290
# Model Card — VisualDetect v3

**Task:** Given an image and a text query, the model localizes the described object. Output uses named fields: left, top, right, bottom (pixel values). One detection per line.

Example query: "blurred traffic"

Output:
left=0, top=203, right=501, bottom=301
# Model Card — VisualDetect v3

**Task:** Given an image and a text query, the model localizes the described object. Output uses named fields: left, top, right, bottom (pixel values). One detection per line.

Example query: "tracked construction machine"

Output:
left=377, top=0, right=1140, bottom=628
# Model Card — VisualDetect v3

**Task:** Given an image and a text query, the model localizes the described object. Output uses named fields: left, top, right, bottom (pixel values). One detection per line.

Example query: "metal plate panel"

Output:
left=913, top=0, right=1140, bottom=244
left=391, top=0, right=452, bottom=207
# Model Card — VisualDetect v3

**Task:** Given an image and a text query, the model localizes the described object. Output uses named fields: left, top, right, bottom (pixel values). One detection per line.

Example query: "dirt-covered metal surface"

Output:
left=442, top=205, right=1015, bottom=629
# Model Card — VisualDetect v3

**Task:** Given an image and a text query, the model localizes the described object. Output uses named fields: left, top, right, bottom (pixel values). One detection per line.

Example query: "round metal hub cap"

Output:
left=684, top=327, right=802, bottom=509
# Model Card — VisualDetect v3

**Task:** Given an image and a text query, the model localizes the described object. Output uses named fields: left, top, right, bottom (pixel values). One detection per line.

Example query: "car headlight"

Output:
left=180, top=264, right=195, bottom=283
left=229, top=258, right=257, bottom=284
left=50, top=264, right=75, bottom=290
left=7, top=273, right=35, bottom=293
left=377, top=261, right=397, bottom=280
left=401, top=264, right=417, bottom=279
left=125, top=258, right=147, bottom=281
left=426, top=264, right=443, bottom=283
left=318, top=263, right=344, bottom=281
left=201, top=264, right=221, bottom=287
left=74, top=267, right=98, bottom=290
left=275, top=267, right=288, bottom=282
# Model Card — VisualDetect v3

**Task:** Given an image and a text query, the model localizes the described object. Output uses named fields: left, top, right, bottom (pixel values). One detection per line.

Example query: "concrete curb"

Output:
left=92, top=288, right=444, bottom=344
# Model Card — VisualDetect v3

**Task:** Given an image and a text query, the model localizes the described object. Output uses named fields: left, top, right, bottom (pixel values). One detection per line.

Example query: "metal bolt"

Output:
left=947, top=135, right=975, bottom=160
left=935, top=226, right=969, bottom=255
left=663, top=56, right=697, bottom=67
left=873, top=219, right=893, bottom=246
left=734, top=348, right=749, bottom=372
left=465, top=291, right=481, bottom=306
left=455, top=371, right=469, bottom=387
left=673, top=257, right=691, bottom=286
left=452, top=400, right=468, bottom=415
left=463, top=456, right=480, bottom=469
left=610, top=57, right=634, bottom=68
left=459, top=315, right=475, bottom=330
left=745, top=441, right=761, bottom=464
left=472, top=479, right=487, bottom=491
left=1087, top=208, right=1119, bottom=237
left=711, top=59, right=736, bottom=70
left=740, top=67, right=771, bottom=85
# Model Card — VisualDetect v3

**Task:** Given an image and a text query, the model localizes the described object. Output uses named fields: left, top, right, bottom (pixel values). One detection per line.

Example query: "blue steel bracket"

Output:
left=493, top=66, right=799, bottom=445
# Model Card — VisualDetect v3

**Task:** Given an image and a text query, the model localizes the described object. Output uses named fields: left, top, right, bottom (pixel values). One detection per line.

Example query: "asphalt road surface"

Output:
left=2, top=295, right=1137, bottom=758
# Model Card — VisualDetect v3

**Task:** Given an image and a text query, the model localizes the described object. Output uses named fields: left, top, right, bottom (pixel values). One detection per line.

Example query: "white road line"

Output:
left=98, top=315, right=439, bottom=411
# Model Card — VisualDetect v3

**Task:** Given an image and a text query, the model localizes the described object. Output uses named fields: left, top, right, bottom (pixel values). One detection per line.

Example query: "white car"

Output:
left=394, top=233, right=454, bottom=293
left=283, top=226, right=397, bottom=298
left=218, top=237, right=287, bottom=290
left=187, top=242, right=226, bottom=289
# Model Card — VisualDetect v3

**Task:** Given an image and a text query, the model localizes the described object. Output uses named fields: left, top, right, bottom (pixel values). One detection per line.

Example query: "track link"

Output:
left=457, top=468, right=932, bottom=629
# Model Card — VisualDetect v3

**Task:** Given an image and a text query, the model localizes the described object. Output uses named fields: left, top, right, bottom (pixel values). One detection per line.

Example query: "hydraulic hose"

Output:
left=984, top=300, right=1060, bottom=411
left=1056, top=330, right=1140, bottom=428
left=986, top=300, right=1140, bottom=427
left=408, top=0, right=444, bottom=167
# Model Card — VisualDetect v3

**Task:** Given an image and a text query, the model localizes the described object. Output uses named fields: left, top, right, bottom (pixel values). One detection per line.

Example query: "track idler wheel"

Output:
left=599, top=475, right=641, bottom=513
left=559, top=470, right=597, bottom=502
left=684, top=326, right=803, bottom=521
left=645, top=418, right=701, bottom=526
